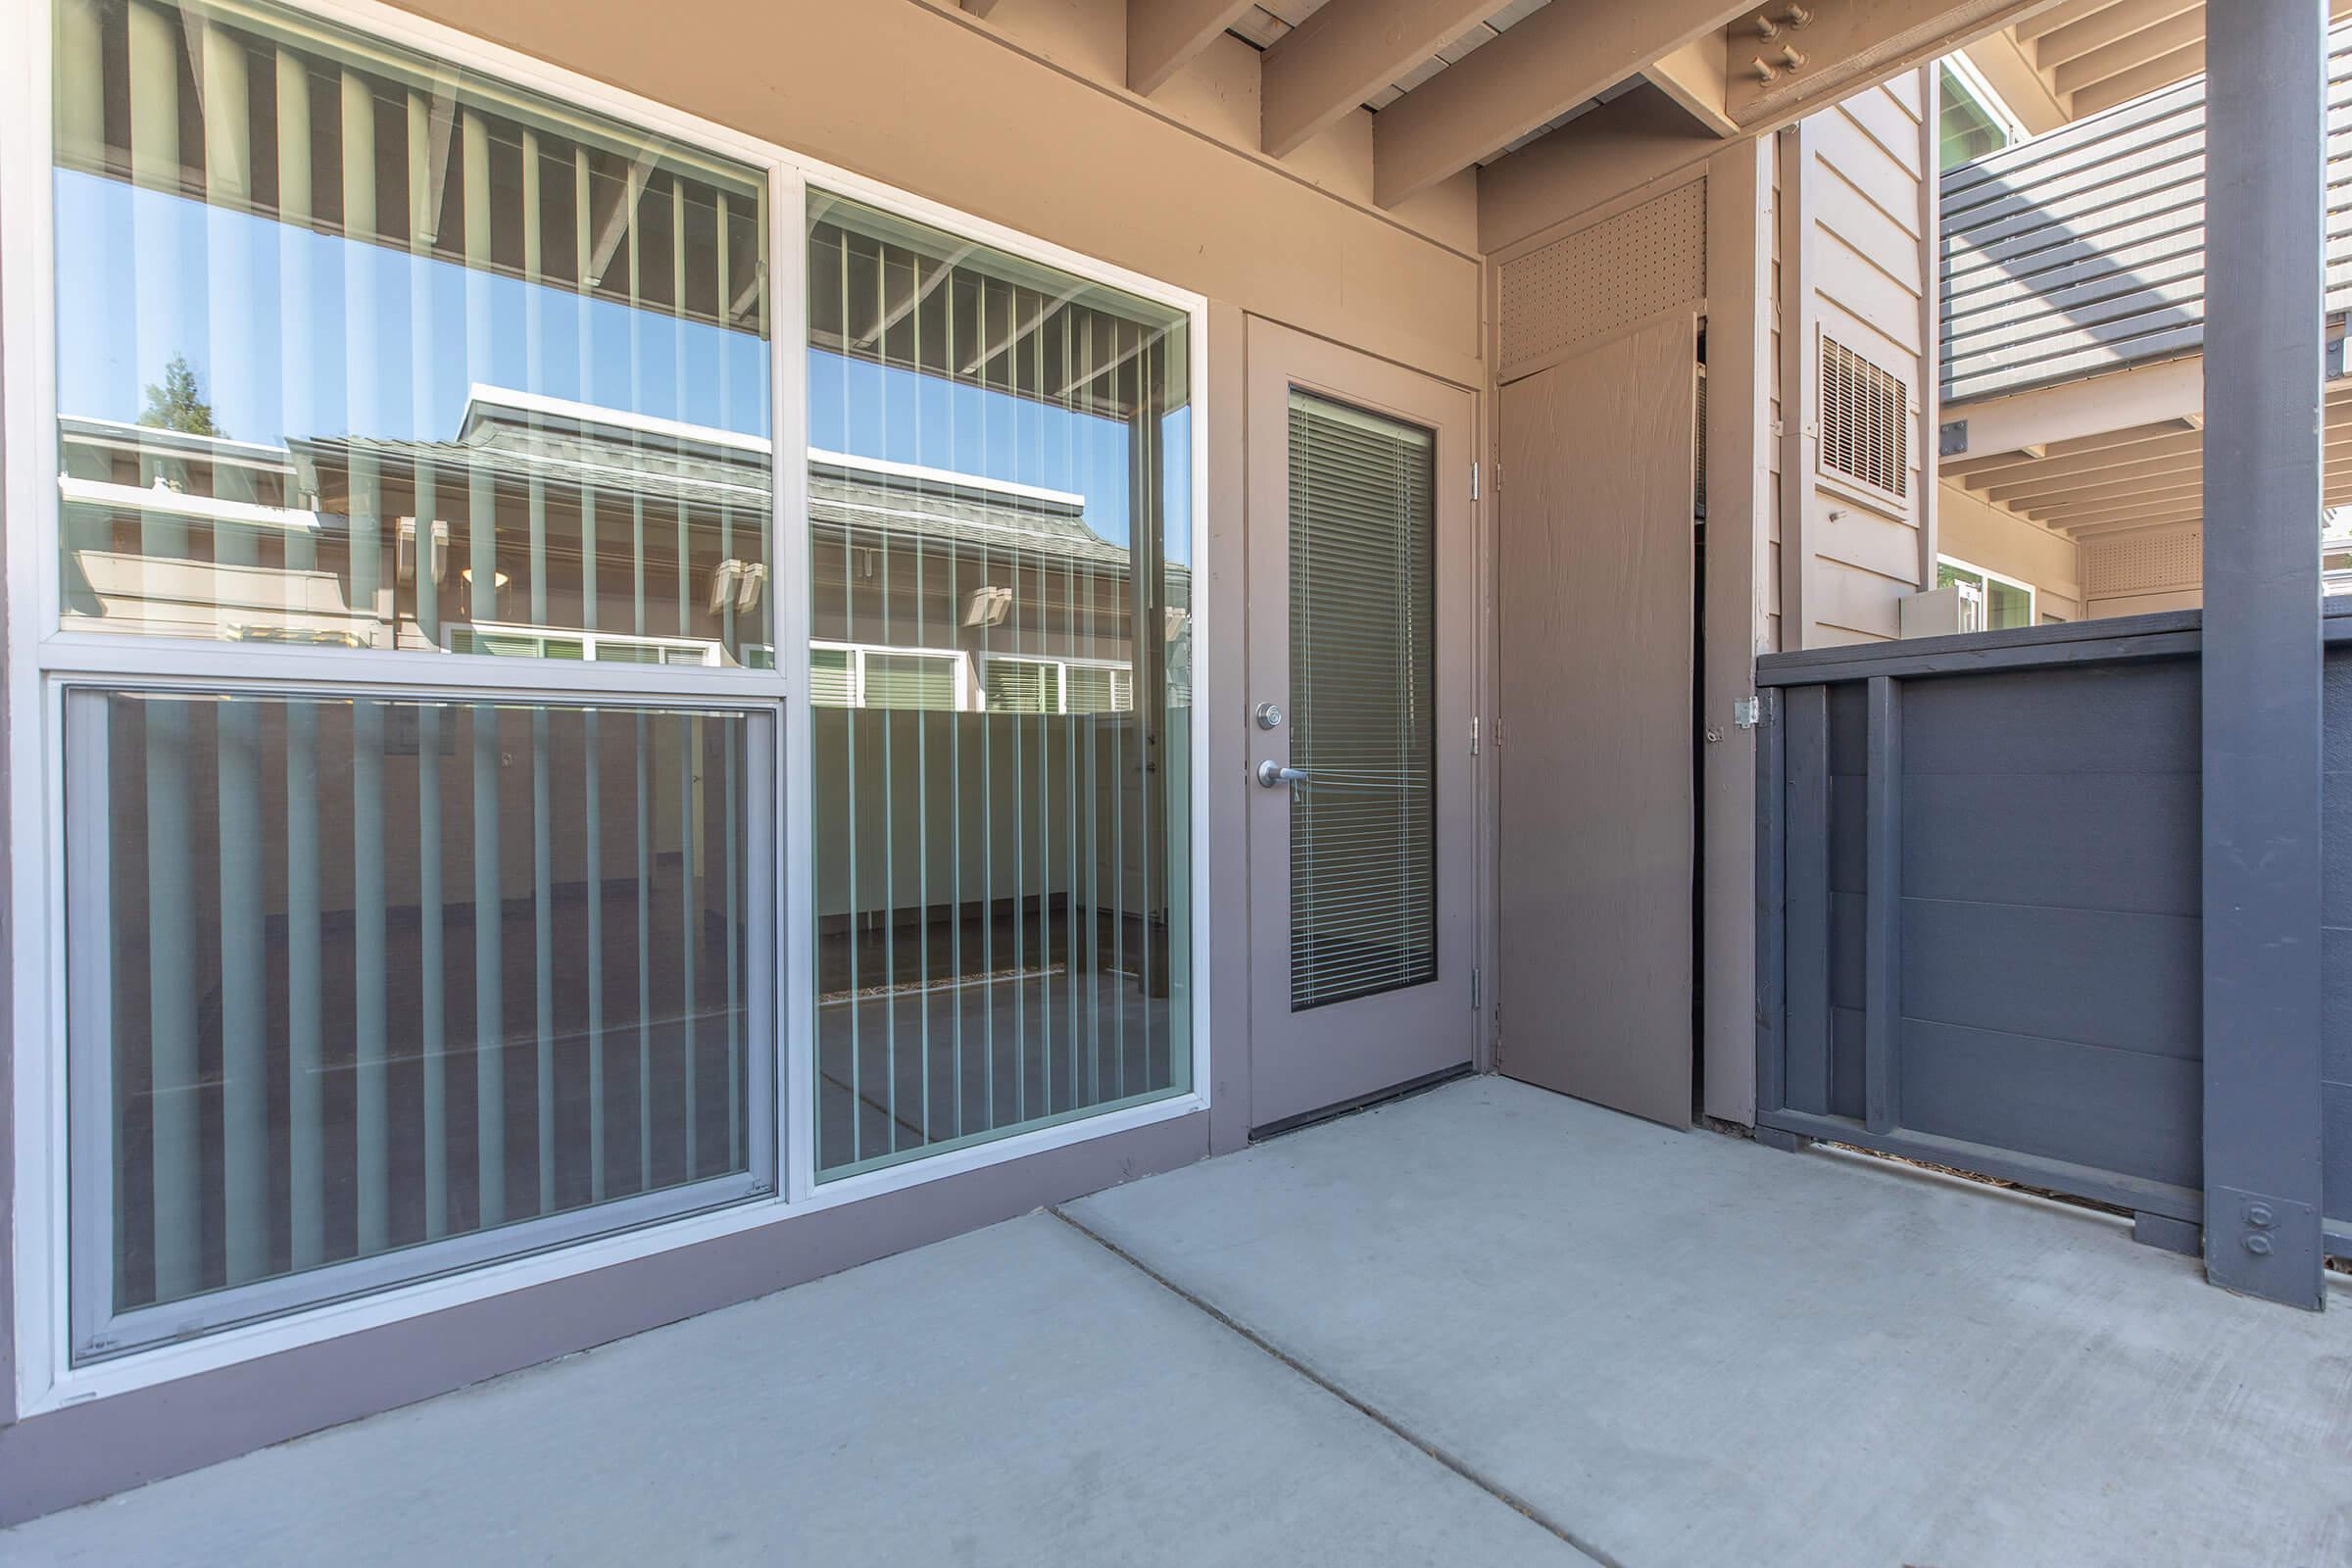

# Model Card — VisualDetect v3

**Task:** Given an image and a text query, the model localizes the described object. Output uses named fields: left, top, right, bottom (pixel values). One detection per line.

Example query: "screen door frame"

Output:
left=1243, top=318, right=1477, bottom=1132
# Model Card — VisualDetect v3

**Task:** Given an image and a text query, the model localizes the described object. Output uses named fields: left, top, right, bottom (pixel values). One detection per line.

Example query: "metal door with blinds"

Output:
left=1243, top=319, right=1473, bottom=1134
left=1285, top=393, right=1438, bottom=1009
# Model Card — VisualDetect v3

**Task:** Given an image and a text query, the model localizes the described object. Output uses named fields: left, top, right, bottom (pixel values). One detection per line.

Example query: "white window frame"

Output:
left=1936, top=554, right=2036, bottom=629
left=978, top=653, right=1138, bottom=714
left=811, top=640, right=976, bottom=710
left=1940, top=53, right=2029, bottom=156
left=0, top=0, right=1212, bottom=1418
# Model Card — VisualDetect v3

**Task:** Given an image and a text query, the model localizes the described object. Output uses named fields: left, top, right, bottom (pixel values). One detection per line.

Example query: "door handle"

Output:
left=1256, top=761, right=1309, bottom=789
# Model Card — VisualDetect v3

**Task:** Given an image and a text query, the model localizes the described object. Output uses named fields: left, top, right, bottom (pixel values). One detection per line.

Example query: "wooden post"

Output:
left=2200, top=0, right=2327, bottom=1308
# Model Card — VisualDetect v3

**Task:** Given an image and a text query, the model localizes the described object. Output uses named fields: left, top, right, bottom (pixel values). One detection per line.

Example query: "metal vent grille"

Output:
left=1818, top=335, right=1909, bottom=499
left=1498, top=180, right=1705, bottom=375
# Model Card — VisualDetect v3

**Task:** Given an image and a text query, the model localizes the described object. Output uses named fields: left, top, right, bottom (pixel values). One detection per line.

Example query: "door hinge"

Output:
left=1470, top=460, right=1480, bottom=501
left=1470, top=966, right=1480, bottom=1011
left=1470, top=714, right=1480, bottom=755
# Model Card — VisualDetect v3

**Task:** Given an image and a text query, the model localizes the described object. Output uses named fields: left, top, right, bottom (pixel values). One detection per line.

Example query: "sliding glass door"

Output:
left=805, top=199, right=1195, bottom=1177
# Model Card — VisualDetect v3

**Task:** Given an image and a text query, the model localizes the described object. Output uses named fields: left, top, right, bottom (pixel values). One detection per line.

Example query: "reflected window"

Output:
left=1936, top=556, right=2034, bottom=630
left=1938, top=59, right=2022, bottom=171
left=50, top=0, right=781, bottom=1367
left=807, top=197, right=1194, bottom=1177
left=52, top=0, right=772, bottom=662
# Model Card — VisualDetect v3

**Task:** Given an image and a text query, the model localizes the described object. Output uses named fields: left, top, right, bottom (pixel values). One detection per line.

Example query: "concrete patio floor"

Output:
left=7, top=1075, right=2350, bottom=1566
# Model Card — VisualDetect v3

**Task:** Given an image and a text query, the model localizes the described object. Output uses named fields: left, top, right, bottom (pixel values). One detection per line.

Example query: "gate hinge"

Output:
left=1734, top=696, right=1763, bottom=730
left=1470, top=460, right=1480, bottom=501
left=1470, top=715, right=1480, bottom=756
left=1470, top=966, right=1480, bottom=1011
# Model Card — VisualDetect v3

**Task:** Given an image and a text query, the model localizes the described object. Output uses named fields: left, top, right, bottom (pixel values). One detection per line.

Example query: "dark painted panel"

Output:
left=1830, top=776, right=1865, bottom=894
left=1900, top=1019, right=2202, bottom=1190
left=2324, top=925, right=2352, bottom=1085
left=2327, top=1080, right=2352, bottom=1224
left=1832, top=1005, right=1866, bottom=1122
left=2323, top=779, right=2352, bottom=927
left=1903, top=773, right=2198, bottom=917
left=1901, top=898, right=2200, bottom=1058
left=1828, top=682, right=1868, bottom=777
left=1900, top=662, right=2200, bottom=777
left=1830, top=890, right=1865, bottom=1010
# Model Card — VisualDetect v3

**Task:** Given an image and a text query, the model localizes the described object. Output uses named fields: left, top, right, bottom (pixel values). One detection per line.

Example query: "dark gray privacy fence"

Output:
left=1753, top=608, right=2351, bottom=1265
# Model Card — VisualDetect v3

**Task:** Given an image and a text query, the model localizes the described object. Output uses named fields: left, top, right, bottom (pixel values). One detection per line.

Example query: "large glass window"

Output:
left=49, top=0, right=780, bottom=1362
left=35, top=0, right=1200, bottom=1364
left=53, top=0, right=772, bottom=661
left=807, top=198, right=1194, bottom=1177
left=67, top=690, right=774, bottom=1357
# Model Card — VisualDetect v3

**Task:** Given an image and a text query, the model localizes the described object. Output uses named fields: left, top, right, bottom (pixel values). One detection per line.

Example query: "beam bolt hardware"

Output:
left=1750, top=55, right=1779, bottom=81
left=1778, top=43, right=1807, bottom=71
left=1752, top=11, right=1781, bottom=38
left=1780, top=4, right=1813, bottom=25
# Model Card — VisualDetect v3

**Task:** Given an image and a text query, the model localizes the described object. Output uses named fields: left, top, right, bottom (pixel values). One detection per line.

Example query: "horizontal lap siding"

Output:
left=1795, top=78, right=1929, bottom=649
left=1941, top=30, right=2352, bottom=404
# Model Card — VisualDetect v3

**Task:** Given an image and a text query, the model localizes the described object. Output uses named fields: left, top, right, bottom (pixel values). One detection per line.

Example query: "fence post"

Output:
left=1863, top=676, right=1900, bottom=1136
left=2200, top=0, right=2327, bottom=1307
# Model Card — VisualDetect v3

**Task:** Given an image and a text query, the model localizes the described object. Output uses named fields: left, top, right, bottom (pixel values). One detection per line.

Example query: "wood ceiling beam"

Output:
left=1989, top=462, right=2204, bottom=506
left=1127, top=0, right=1260, bottom=96
left=1373, top=0, right=1750, bottom=209
left=1961, top=428, right=2204, bottom=487
left=2062, top=509, right=2206, bottom=536
left=2015, top=0, right=2125, bottom=43
left=1954, top=28, right=2069, bottom=134
left=2053, top=9, right=2203, bottom=94
left=1944, top=419, right=2197, bottom=481
left=1942, top=355, right=2202, bottom=460
left=2033, top=0, right=2198, bottom=70
left=2068, top=39, right=2201, bottom=114
left=1645, top=35, right=1740, bottom=136
left=1263, top=0, right=1510, bottom=158
left=1724, top=0, right=2053, bottom=129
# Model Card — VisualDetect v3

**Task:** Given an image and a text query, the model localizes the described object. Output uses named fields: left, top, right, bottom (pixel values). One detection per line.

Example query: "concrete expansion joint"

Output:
left=1046, top=1205, right=1627, bottom=1568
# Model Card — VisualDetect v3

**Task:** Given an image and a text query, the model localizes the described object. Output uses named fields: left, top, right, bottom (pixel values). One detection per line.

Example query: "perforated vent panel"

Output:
left=1498, top=180, right=1705, bottom=372
left=1818, top=336, right=1909, bottom=499
left=2087, top=528, right=2202, bottom=596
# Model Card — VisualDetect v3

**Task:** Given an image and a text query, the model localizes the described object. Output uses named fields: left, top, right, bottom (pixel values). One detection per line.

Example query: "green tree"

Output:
left=138, top=353, right=226, bottom=437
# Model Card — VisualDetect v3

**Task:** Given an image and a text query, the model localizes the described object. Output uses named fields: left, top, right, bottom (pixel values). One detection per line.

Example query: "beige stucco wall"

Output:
left=1936, top=479, right=2085, bottom=621
left=386, top=0, right=1485, bottom=388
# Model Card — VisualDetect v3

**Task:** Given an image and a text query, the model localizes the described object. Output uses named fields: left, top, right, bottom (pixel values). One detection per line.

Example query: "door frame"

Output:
left=1239, top=317, right=1486, bottom=1134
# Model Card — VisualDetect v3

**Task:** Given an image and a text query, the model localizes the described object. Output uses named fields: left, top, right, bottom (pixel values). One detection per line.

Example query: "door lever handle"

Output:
left=1256, top=761, right=1309, bottom=789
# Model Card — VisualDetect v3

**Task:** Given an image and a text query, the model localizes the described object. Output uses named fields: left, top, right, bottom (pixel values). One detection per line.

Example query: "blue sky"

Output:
left=54, top=170, right=1192, bottom=562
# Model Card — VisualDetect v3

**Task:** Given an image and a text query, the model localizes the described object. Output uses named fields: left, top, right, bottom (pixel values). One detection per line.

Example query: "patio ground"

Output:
left=7, top=1075, right=2349, bottom=1566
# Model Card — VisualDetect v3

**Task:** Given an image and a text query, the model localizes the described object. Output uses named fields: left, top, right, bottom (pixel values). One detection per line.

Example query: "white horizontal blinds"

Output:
left=73, top=691, right=770, bottom=1353
left=1286, top=392, right=1439, bottom=1010
left=806, top=198, right=1192, bottom=1177
left=50, top=0, right=772, bottom=660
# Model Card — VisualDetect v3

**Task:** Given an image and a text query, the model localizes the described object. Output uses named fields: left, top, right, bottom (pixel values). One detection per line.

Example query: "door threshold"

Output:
left=1250, top=1063, right=1477, bottom=1142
